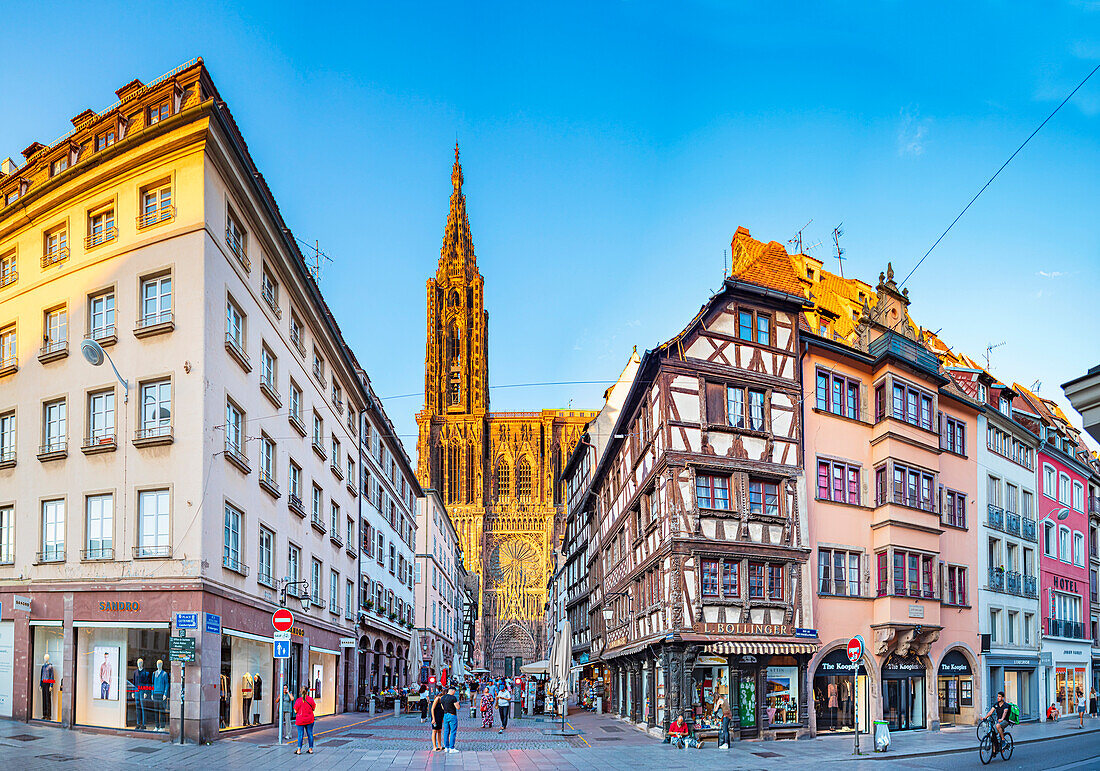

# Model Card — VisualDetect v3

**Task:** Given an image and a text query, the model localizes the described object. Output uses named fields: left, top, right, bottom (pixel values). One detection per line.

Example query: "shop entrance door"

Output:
left=739, top=672, right=758, bottom=738
left=884, top=679, right=909, bottom=730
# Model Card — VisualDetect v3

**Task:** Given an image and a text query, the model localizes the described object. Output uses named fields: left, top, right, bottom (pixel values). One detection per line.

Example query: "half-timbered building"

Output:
left=586, top=227, right=816, bottom=741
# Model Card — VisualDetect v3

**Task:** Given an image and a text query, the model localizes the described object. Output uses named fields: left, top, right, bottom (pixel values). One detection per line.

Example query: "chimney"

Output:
left=0, top=158, right=18, bottom=176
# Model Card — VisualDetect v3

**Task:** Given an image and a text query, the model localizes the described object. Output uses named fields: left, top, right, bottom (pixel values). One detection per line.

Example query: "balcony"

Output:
left=81, top=432, right=117, bottom=455
left=1049, top=618, right=1087, bottom=640
left=81, top=547, right=114, bottom=561
left=0, top=269, right=16, bottom=288
left=1091, top=497, right=1100, bottom=516
left=1006, top=570, right=1022, bottom=596
left=1005, top=511, right=1021, bottom=537
left=224, top=443, right=251, bottom=474
left=311, top=512, right=327, bottom=534
left=85, top=327, right=117, bottom=348
left=988, top=504, right=1004, bottom=531
left=226, top=228, right=250, bottom=272
left=36, top=550, right=65, bottom=564
left=312, top=363, right=326, bottom=387
left=41, top=247, right=69, bottom=268
left=222, top=555, right=250, bottom=576
left=38, top=339, right=68, bottom=364
left=309, top=595, right=326, bottom=611
left=0, top=448, right=14, bottom=469
left=37, top=439, right=67, bottom=462
left=288, top=494, right=305, bottom=517
left=989, top=566, right=1005, bottom=592
left=259, top=469, right=281, bottom=499
left=261, top=285, right=281, bottom=319
left=258, top=571, right=276, bottom=589
left=260, top=378, right=281, bottom=408
left=289, top=412, right=306, bottom=437
left=225, top=333, right=251, bottom=371
left=133, top=311, right=174, bottom=338
left=1022, top=517, right=1038, bottom=542
left=869, top=329, right=943, bottom=375
left=134, top=545, right=172, bottom=559
left=84, top=226, right=117, bottom=249
left=1023, top=574, right=1038, bottom=598
left=0, top=355, right=16, bottom=377
left=137, top=205, right=175, bottom=230
left=133, top=424, right=173, bottom=447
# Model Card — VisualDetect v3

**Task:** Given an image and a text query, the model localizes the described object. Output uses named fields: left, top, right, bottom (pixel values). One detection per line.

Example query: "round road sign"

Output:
left=273, top=608, right=294, bottom=632
left=847, top=636, right=862, bottom=663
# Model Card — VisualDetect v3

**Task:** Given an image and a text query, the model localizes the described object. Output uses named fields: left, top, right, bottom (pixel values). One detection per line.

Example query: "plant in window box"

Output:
left=388, top=611, right=398, bottom=621
left=364, top=599, right=374, bottom=610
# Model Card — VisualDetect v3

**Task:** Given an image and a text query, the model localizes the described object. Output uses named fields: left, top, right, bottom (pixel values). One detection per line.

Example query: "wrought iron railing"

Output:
left=85, top=226, right=117, bottom=249
left=137, top=205, right=174, bottom=229
left=988, top=566, right=1005, bottom=591
left=1049, top=618, right=1086, bottom=639
left=988, top=504, right=1004, bottom=531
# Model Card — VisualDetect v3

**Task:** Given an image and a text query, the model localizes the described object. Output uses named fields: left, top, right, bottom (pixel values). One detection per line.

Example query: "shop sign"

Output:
left=697, top=622, right=793, bottom=636
left=579, top=653, right=589, bottom=664
left=794, top=628, right=817, bottom=639
left=290, top=626, right=305, bottom=638
left=740, top=655, right=757, bottom=664
left=994, top=658, right=1038, bottom=668
left=205, top=613, right=221, bottom=634
left=101, top=600, right=141, bottom=612
left=607, top=628, right=628, bottom=649
left=12, top=595, right=31, bottom=613
left=1040, top=652, right=1053, bottom=666
left=938, top=651, right=972, bottom=676
left=339, top=638, right=356, bottom=648
left=908, top=604, right=925, bottom=619
left=817, top=648, right=858, bottom=672
left=169, top=636, right=196, bottom=663
left=697, top=654, right=728, bottom=666
left=882, top=654, right=924, bottom=677
left=174, top=612, right=199, bottom=629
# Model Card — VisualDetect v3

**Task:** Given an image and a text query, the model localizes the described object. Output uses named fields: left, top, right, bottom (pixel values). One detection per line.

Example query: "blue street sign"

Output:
left=274, top=639, right=290, bottom=659
left=205, top=613, right=221, bottom=634
left=794, top=628, right=818, bottom=639
left=175, top=612, right=199, bottom=630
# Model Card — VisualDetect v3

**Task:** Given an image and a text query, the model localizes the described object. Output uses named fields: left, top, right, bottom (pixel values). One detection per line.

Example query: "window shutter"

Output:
left=939, top=561, right=945, bottom=602
left=937, top=411, right=946, bottom=449
left=861, top=552, right=870, bottom=597
left=705, top=382, right=725, bottom=425
left=859, top=383, right=869, bottom=423
left=938, top=485, right=944, bottom=520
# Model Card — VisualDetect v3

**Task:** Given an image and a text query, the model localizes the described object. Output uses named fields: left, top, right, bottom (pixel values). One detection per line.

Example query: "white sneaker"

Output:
left=448, top=748, right=459, bottom=754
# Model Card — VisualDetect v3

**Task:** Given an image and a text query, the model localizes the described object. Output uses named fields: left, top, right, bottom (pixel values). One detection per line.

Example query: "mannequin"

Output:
left=241, top=672, right=254, bottom=726
left=219, top=673, right=230, bottom=728
left=251, top=672, right=263, bottom=725
left=134, top=657, right=152, bottom=729
left=152, top=660, right=169, bottom=730
left=40, top=654, right=55, bottom=720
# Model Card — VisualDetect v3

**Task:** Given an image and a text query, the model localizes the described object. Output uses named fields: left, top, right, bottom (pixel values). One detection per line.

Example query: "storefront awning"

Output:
left=705, top=641, right=818, bottom=656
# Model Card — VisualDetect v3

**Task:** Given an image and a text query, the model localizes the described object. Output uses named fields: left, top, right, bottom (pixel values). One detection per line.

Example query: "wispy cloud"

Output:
left=1037, top=270, right=1069, bottom=279
left=897, top=107, right=931, bottom=157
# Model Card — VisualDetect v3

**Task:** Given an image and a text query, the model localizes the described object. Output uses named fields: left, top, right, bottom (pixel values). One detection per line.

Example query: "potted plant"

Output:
left=364, top=599, right=374, bottom=610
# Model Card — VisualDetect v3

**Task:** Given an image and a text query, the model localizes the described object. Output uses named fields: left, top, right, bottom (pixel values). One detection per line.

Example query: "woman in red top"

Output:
left=293, top=686, right=316, bottom=754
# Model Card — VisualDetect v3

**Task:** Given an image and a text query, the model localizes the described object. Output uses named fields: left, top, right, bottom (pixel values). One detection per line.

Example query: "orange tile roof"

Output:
left=728, top=226, right=804, bottom=297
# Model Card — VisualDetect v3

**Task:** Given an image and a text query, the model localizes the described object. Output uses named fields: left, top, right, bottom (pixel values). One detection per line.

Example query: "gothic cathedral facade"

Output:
left=416, top=149, right=596, bottom=676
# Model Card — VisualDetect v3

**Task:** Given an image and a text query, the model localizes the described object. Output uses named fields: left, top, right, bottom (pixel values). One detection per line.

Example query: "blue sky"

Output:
left=2, top=1, right=1098, bottom=449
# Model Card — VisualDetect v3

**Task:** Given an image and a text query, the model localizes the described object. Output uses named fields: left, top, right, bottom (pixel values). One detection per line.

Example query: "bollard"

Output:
left=370, top=695, right=376, bottom=715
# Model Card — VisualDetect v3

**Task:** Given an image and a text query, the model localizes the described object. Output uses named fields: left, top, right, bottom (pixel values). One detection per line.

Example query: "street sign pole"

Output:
left=180, top=663, right=185, bottom=746
left=273, top=608, right=294, bottom=743
left=846, top=635, right=863, bottom=756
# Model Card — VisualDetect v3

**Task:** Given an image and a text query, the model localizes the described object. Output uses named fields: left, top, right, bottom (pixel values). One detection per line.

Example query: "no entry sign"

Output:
left=847, top=636, right=862, bottom=664
left=273, top=608, right=294, bottom=632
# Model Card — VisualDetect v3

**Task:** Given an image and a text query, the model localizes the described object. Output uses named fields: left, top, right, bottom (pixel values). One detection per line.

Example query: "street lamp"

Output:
left=601, top=591, right=632, bottom=628
left=80, top=338, right=129, bottom=402
left=280, top=579, right=312, bottom=612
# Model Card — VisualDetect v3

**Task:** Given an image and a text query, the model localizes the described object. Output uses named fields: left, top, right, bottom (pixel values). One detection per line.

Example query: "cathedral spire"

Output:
left=439, top=143, right=475, bottom=280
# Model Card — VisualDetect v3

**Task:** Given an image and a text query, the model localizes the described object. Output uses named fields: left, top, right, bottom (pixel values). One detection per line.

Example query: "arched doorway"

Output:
left=491, top=622, right=536, bottom=679
left=936, top=646, right=979, bottom=726
left=881, top=653, right=929, bottom=731
left=357, top=636, right=371, bottom=705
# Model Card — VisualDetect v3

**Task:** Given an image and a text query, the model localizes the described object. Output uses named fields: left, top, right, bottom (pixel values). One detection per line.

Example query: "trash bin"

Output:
left=873, top=720, right=891, bottom=752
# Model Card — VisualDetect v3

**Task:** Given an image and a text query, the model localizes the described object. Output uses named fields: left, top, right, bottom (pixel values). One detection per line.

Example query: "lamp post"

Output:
left=80, top=339, right=129, bottom=402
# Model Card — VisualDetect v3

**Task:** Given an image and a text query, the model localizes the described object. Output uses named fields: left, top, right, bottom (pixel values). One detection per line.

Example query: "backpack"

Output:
left=1008, top=703, right=1020, bottom=724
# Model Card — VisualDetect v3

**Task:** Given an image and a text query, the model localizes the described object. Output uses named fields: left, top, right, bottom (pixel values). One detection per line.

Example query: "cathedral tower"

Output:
left=416, top=148, right=596, bottom=676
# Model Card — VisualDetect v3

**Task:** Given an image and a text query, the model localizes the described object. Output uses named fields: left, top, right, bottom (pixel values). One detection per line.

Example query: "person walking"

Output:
left=480, top=684, right=495, bottom=728
left=1078, top=688, right=1088, bottom=728
left=430, top=688, right=444, bottom=751
left=419, top=683, right=429, bottom=723
left=497, top=682, right=512, bottom=733
left=293, top=686, right=316, bottom=755
left=714, top=691, right=733, bottom=749
left=441, top=685, right=460, bottom=753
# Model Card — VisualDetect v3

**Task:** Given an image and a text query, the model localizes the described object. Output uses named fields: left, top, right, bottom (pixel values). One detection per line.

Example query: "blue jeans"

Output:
left=443, top=713, right=458, bottom=749
left=719, top=716, right=731, bottom=746
left=297, top=722, right=314, bottom=749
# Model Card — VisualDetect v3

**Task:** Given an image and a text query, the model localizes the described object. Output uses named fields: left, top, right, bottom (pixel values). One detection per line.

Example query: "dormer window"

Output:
left=148, top=100, right=171, bottom=125
left=50, top=157, right=68, bottom=176
left=95, top=129, right=116, bottom=152
left=999, top=397, right=1009, bottom=416
left=807, top=268, right=815, bottom=280
left=977, top=384, right=987, bottom=403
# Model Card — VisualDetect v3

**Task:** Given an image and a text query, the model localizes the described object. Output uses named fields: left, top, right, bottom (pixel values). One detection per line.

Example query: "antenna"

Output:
left=724, top=248, right=728, bottom=278
left=984, top=341, right=1006, bottom=370
left=788, top=219, right=813, bottom=255
left=1030, top=379, right=1042, bottom=391
left=306, top=240, right=322, bottom=282
left=833, top=224, right=846, bottom=278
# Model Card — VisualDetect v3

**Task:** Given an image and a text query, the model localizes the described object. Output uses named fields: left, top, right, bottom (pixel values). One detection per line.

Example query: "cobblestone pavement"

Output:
left=1, top=710, right=1099, bottom=769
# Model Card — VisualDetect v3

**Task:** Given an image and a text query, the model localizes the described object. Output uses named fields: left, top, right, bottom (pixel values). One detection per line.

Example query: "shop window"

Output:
left=765, top=658, right=799, bottom=726
left=74, top=626, right=171, bottom=732
left=33, top=625, right=63, bottom=722
left=691, top=656, right=730, bottom=732
left=219, top=633, right=272, bottom=730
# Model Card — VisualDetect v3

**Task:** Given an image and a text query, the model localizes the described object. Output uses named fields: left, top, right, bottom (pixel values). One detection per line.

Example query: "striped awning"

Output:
left=705, top=641, right=818, bottom=656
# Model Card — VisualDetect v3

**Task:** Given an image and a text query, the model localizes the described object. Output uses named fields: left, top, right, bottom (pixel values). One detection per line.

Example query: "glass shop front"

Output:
left=74, top=625, right=172, bottom=732
left=881, top=654, right=926, bottom=731
left=812, top=648, right=869, bottom=733
left=219, top=631, right=275, bottom=730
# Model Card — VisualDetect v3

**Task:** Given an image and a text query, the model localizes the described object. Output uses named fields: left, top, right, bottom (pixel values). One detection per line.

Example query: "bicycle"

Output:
left=979, top=720, right=1014, bottom=765
left=976, top=714, right=992, bottom=741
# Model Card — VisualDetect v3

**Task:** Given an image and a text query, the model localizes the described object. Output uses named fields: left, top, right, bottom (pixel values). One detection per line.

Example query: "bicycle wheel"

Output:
left=1000, top=733, right=1013, bottom=761
left=979, top=734, right=994, bottom=765
left=976, top=715, right=991, bottom=740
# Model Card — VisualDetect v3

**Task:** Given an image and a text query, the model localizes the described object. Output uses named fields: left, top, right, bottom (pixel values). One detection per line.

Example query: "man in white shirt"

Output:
left=497, top=684, right=512, bottom=732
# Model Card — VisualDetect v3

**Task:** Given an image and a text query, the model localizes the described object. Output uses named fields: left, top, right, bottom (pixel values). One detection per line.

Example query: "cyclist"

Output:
left=983, top=691, right=1012, bottom=749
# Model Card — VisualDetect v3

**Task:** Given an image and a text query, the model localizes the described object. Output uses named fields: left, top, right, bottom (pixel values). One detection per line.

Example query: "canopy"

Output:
left=406, top=627, right=422, bottom=684
left=550, top=619, right=573, bottom=700
left=520, top=659, right=551, bottom=675
left=452, top=651, right=465, bottom=681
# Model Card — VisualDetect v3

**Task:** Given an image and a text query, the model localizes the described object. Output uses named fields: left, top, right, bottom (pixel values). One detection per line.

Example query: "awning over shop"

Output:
left=520, top=659, right=550, bottom=675
left=705, top=641, right=818, bottom=656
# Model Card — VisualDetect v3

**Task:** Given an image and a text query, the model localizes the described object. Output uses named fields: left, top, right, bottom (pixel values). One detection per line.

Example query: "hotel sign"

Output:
left=697, top=622, right=794, bottom=636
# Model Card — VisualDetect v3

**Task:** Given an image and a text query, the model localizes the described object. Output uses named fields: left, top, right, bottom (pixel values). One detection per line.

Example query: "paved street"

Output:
left=3, top=709, right=1100, bottom=769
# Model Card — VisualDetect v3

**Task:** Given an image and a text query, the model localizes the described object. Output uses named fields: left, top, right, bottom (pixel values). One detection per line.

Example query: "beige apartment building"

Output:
left=0, top=59, right=368, bottom=741
left=415, top=489, right=461, bottom=683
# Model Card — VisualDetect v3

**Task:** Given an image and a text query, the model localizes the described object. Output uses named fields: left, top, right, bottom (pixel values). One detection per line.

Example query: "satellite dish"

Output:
left=81, top=338, right=105, bottom=366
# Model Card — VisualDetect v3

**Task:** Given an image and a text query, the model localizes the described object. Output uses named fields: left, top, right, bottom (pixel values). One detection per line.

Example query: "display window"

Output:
left=882, top=654, right=926, bottom=731
left=813, top=649, right=869, bottom=733
left=691, top=656, right=730, bottom=730
left=764, top=663, right=800, bottom=726
left=32, top=625, right=64, bottom=722
left=219, top=632, right=274, bottom=730
left=1056, top=666, right=1088, bottom=716
left=936, top=650, right=973, bottom=725
left=308, top=648, right=338, bottom=717
left=74, top=626, right=171, bottom=732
